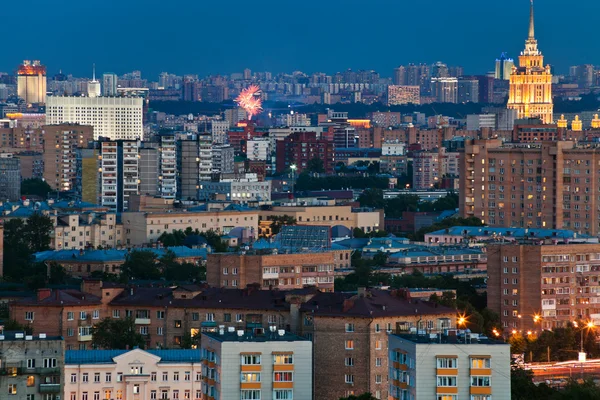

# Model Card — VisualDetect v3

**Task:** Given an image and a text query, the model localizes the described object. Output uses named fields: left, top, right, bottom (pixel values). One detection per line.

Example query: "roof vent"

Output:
left=237, top=330, right=244, bottom=337
left=277, top=329, right=285, bottom=337
left=39, top=333, right=47, bottom=339
left=25, top=335, right=33, bottom=341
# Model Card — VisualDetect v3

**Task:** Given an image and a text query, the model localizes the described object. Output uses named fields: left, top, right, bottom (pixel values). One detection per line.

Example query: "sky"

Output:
left=3, top=0, right=599, bottom=80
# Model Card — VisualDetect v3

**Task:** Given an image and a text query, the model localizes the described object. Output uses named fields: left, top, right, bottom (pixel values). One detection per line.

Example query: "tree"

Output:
left=358, top=188, right=385, bottom=209
left=339, top=393, right=378, bottom=400
left=21, top=178, right=53, bottom=198
left=120, top=250, right=162, bottom=281
left=268, top=215, right=297, bottom=236
left=373, top=251, right=388, bottom=267
left=91, top=318, right=146, bottom=349
left=2, top=319, right=33, bottom=335
left=161, top=251, right=206, bottom=281
left=24, top=213, right=54, bottom=253
left=307, top=157, right=325, bottom=174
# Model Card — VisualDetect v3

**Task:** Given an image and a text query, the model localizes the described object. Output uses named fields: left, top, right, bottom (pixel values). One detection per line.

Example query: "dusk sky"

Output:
left=4, top=0, right=598, bottom=79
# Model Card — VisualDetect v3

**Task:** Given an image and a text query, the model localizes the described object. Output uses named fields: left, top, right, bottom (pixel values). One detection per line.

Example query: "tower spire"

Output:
left=92, top=63, right=96, bottom=82
left=528, top=0, right=535, bottom=39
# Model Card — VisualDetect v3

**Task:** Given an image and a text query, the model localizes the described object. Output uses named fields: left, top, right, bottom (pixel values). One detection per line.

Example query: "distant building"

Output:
left=17, top=60, right=46, bottom=104
left=138, top=142, right=159, bottom=197
left=198, top=176, right=271, bottom=203
left=201, top=330, right=312, bottom=400
left=212, top=144, right=235, bottom=175
left=495, top=52, right=515, bottom=80
left=276, top=131, right=334, bottom=173
left=387, top=85, right=420, bottom=105
left=458, top=77, right=480, bottom=103
left=246, top=137, right=270, bottom=161
left=211, top=120, right=229, bottom=144
left=102, top=73, right=118, bottom=96
left=431, top=77, right=458, bottom=103
left=0, top=154, right=20, bottom=201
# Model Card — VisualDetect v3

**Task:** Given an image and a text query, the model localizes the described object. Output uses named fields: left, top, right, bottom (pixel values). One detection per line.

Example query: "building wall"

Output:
left=0, top=155, right=20, bottom=201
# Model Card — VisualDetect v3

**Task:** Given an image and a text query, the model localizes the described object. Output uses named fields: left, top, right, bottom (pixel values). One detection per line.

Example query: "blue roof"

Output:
left=427, top=226, right=591, bottom=239
left=65, top=349, right=202, bottom=364
left=33, top=246, right=208, bottom=264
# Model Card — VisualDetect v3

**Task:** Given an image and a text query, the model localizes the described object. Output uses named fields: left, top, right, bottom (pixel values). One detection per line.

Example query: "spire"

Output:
left=92, top=63, right=96, bottom=82
left=528, top=0, right=535, bottom=39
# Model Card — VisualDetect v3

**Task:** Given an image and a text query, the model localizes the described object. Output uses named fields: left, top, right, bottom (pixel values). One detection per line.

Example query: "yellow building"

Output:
left=507, top=1, right=553, bottom=124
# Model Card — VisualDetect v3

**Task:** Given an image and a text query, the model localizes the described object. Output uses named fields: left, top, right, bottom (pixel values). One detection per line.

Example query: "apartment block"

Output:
left=52, top=212, right=123, bottom=250
left=201, top=330, right=312, bottom=400
left=0, top=331, right=64, bottom=400
left=460, top=139, right=600, bottom=235
left=159, top=132, right=177, bottom=199
left=64, top=348, right=202, bottom=400
left=388, top=333, right=510, bottom=400
left=275, top=131, right=334, bottom=174
left=488, top=242, right=600, bottom=332
left=387, top=85, right=420, bottom=106
left=0, top=154, right=20, bottom=201
left=99, top=140, right=139, bottom=212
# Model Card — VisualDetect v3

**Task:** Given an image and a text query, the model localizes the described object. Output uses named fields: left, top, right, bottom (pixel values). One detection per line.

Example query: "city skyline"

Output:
left=4, top=0, right=598, bottom=78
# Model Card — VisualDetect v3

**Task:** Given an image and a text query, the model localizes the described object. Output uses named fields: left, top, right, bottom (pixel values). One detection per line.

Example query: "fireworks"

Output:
left=235, top=85, right=263, bottom=120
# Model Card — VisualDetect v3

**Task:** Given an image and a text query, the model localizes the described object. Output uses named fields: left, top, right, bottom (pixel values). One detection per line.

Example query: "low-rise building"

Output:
left=197, top=176, right=272, bottom=203
left=64, top=348, right=202, bottom=400
left=0, top=331, right=64, bottom=400
left=388, top=333, right=510, bottom=400
left=201, top=329, right=312, bottom=400
left=425, top=226, right=597, bottom=245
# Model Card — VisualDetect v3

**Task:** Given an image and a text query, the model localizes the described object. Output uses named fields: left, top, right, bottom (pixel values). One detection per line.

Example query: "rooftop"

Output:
left=428, top=226, right=594, bottom=240
left=65, top=349, right=202, bottom=364
left=0, top=331, right=63, bottom=341
left=203, top=329, right=308, bottom=343
left=392, top=332, right=508, bottom=346
left=33, top=246, right=208, bottom=264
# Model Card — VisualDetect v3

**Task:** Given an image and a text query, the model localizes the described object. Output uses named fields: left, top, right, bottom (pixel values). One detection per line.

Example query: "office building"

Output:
left=17, top=60, right=46, bottom=104
left=64, top=349, right=202, bottom=400
left=201, top=330, right=312, bottom=400
left=507, top=2, right=553, bottom=123
left=0, top=331, right=64, bottom=400
left=387, top=85, right=420, bottom=105
left=495, top=52, right=515, bottom=80
left=388, top=333, right=510, bottom=400
left=46, top=96, right=144, bottom=140
left=0, top=154, right=20, bottom=201
left=102, top=73, right=118, bottom=96
left=431, top=77, right=458, bottom=103
left=99, top=140, right=139, bottom=212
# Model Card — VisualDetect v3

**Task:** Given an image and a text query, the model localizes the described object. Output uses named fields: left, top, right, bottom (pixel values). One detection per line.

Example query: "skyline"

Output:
left=4, top=0, right=599, bottom=78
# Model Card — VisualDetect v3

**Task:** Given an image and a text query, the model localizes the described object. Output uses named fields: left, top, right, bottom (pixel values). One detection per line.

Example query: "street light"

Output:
left=290, top=164, right=297, bottom=203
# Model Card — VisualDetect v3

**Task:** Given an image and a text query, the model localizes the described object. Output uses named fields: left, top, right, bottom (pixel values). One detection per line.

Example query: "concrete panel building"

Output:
left=139, top=142, right=159, bottom=197
left=99, top=140, right=139, bottom=212
left=0, top=154, right=20, bottom=201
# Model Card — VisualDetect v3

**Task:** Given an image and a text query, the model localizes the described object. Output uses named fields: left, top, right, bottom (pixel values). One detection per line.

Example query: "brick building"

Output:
left=275, top=131, right=334, bottom=174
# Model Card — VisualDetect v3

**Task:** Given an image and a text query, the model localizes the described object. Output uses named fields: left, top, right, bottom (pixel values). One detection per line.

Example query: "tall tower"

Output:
left=507, top=0, right=553, bottom=123
left=87, top=64, right=101, bottom=98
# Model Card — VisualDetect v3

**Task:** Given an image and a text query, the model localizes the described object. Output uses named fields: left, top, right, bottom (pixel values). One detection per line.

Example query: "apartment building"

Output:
left=388, top=333, right=510, bottom=400
left=99, top=140, right=140, bottom=212
left=299, top=289, right=457, bottom=400
left=159, top=132, right=177, bottom=199
left=64, top=348, right=202, bottom=400
left=424, top=226, right=596, bottom=245
left=0, top=154, right=20, bottom=201
left=459, top=139, right=600, bottom=235
left=207, top=250, right=336, bottom=291
left=52, top=212, right=123, bottom=250
left=275, top=131, right=335, bottom=174
left=121, top=208, right=259, bottom=245
left=197, top=177, right=272, bottom=203
left=0, top=331, right=64, bottom=400
left=201, top=330, right=312, bottom=400
left=488, top=241, right=600, bottom=332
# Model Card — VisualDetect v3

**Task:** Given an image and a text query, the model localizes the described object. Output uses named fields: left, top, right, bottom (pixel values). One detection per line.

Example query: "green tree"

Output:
left=307, top=157, right=325, bottom=173
left=373, top=251, right=389, bottom=267
left=91, top=318, right=146, bottom=349
left=24, top=213, right=54, bottom=253
left=268, top=215, right=297, bottom=236
left=2, top=319, right=33, bottom=334
left=21, top=178, right=53, bottom=198
left=358, top=188, right=385, bottom=209
left=120, top=250, right=162, bottom=281
left=161, top=251, right=206, bottom=281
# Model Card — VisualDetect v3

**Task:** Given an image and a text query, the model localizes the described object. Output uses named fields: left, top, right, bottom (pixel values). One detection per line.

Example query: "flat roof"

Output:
left=203, top=330, right=308, bottom=343
left=392, top=333, right=507, bottom=346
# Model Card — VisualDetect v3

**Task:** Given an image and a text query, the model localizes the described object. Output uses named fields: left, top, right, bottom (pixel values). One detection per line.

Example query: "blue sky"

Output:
left=3, top=0, right=597, bottom=79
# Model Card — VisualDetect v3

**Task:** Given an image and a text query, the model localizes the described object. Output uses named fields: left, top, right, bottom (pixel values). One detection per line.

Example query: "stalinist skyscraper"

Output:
left=507, top=0, right=553, bottom=123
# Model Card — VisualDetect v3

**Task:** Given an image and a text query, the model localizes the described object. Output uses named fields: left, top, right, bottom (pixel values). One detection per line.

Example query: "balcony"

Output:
left=135, top=318, right=151, bottom=325
left=39, top=384, right=61, bottom=393
left=35, top=367, right=60, bottom=375
left=78, top=334, right=92, bottom=342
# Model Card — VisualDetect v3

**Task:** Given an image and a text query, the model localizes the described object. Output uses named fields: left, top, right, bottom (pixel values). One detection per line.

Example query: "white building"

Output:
left=211, top=120, right=229, bottom=144
left=382, top=141, right=406, bottom=156
left=99, top=140, right=139, bottom=212
left=247, top=138, right=270, bottom=161
left=198, top=136, right=213, bottom=181
left=198, top=175, right=271, bottom=202
left=64, top=348, right=203, bottom=400
left=201, top=329, right=312, bottom=400
left=159, top=134, right=177, bottom=199
left=102, top=73, right=118, bottom=96
left=46, top=96, right=144, bottom=140
left=466, top=114, right=497, bottom=131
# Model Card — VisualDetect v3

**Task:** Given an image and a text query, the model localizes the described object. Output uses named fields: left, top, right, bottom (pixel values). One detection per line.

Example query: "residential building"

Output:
left=201, top=330, right=312, bottom=400
left=212, top=144, right=235, bottom=175
left=197, top=177, right=271, bottom=203
left=387, top=85, right=420, bottom=106
left=102, top=73, right=118, bottom=96
left=99, top=140, right=139, bottom=212
left=52, top=212, right=123, bottom=250
left=275, top=131, right=334, bottom=173
left=247, top=137, right=271, bottom=161
left=159, top=132, right=177, bottom=199
left=211, top=120, right=229, bottom=144
left=425, top=226, right=595, bottom=245
left=139, top=142, right=159, bottom=196
left=17, top=60, right=46, bottom=104
left=177, top=139, right=200, bottom=200
left=0, top=331, right=64, bottom=400
left=488, top=242, right=600, bottom=332
left=458, top=76, right=480, bottom=103
left=299, top=289, right=457, bottom=400
left=507, top=1, right=553, bottom=123
left=388, top=333, right=510, bottom=400
left=431, top=77, right=458, bottom=103
left=46, top=96, right=144, bottom=140
left=0, top=154, right=20, bottom=201
left=64, top=348, right=202, bottom=400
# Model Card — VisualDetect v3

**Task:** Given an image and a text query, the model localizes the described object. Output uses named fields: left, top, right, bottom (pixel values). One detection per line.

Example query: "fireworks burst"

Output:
left=235, top=85, right=263, bottom=120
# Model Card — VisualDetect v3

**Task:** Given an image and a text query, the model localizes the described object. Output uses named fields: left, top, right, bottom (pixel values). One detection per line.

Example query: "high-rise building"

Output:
left=99, top=140, right=139, bottom=212
left=138, top=142, right=159, bottom=197
left=276, top=131, right=334, bottom=173
left=431, top=77, right=458, bottom=103
left=432, top=62, right=449, bottom=78
left=507, top=1, right=553, bottom=123
left=393, top=66, right=407, bottom=85
left=570, top=64, right=595, bottom=88
left=46, top=96, right=144, bottom=140
left=77, top=148, right=99, bottom=203
left=459, top=139, right=600, bottom=235
left=158, top=132, right=177, bottom=199
left=458, top=77, right=480, bottom=103
left=212, top=144, right=235, bottom=175
left=87, top=65, right=101, bottom=98
left=495, top=52, right=515, bottom=80
left=102, top=73, right=118, bottom=96
left=17, top=60, right=46, bottom=104
left=210, top=120, right=229, bottom=144
left=0, top=154, right=20, bottom=201
left=387, top=85, right=420, bottom=105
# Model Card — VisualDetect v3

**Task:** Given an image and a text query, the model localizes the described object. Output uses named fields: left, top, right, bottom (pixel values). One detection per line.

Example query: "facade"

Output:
left=507, top=2, right=553, bottom=124
left=207, top=251, right=336, bottom=291
left=102, top=73, right=118, bottom=96
left=488, top=242, right=600, bottom=332
left=177, top=139, right=200, bottom=200
left=52, top=212, right=123, bottom=250
left=17, top=60, right=47, bottom=104
left=159, top=133, right=177, bottom=199
left=431, top=77, right=458, bottom=103
left=495, top=53, right=515, bottom=80
left=99, top=140, right=140, bottom=212
left=212, top=144, right=235, bottom=175
left=139, top=143, right=159, bottom=196
left=211, top=120, right=229, bottom=144
left=458, top=77, right=480, bottom=103
left=0, top=331, right=64, bottom=400
left=197, top=179, right=271, bottom=203
left=64, top=349, right=202, bottom=400
left=0, top=154, right=20, bottom=201
left=388, top=333, right=511, bottom=400
left=46, top=96, right=144, bottom=140
left=387, top=85, right=420, bottom=106
left=299, top=289, right=457, bottom=400
left=201, top=330, right=312, bottom=400
left=275, top=131, right=335, bottom=174
left=247, top=137, right=271, bottom=161
left=459, top=139, right=600, bottom=235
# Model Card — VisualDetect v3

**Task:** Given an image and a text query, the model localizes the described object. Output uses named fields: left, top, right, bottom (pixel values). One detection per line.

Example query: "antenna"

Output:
left=92, top=63, right=96, bottom=81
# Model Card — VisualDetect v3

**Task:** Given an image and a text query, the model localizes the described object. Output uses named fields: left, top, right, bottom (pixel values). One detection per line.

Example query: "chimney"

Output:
left=37, top=288, right=52, bottom=301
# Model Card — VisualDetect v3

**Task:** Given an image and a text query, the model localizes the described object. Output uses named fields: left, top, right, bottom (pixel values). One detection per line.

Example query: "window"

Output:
left=27, top=395, right=36, bottom=400
left=82, top=393, right=88, bottom=400
left=273, top=390, right=293, bottom=399
left=93, top=310, right=100, bottom=319
left=438, top=396, right=457, bottom=400
left=80, top=311, right=87, bottom=320
left=113, top=310, right=120, bottom=318
left=375, top=340, right=382, bottom=350
left=157, top=327, right=163, bottom=336
left=162, top=372, right=168, bottom=381
left=106, top=373, right=111, bottom=383
left=470, top=396, right=492, bottom=400
left=27, top=375, right=35, bottom=386
left=94, top=372, right=100, bottom=382
left=236, top=314, right=244, bottom=322
left=174, top=320, right=182, bottom=328
left=471, top=358, right=491, bottom=369
left=117, top=373, right=123, bottom=382
left=184, top=390, right=191, bottom=400
left=471, top=376, right=491, bottom=387
left=67, top=312, right=74, bottom=320
left=345, top=357, right=354, bottom=366
left=140, top=326, right=149, bottom=335
left=345, top=323, right=355, bottom=332
left=94, top=392, right=100, bottom=400
left=206, top=313, right=215, bottom=322
left=437, top=358, right=458, bottom=368
left=345, top=340, right=354, bottom=350
left=132, top=385, right=140, bottom=395
left=157, top=311, right=165, bottom=319
left=25, top=311, right=34, bottom=321
left=67, top=328, right=74, bottom=336
left=151, top=372, right=157, bottom=382
left=241, top=390, right=261, bottom=400
left=345, top=374, right=354, bottom=384
left=174, top=372, right=179, bottom=381
left=375, top=324, right=380, bottom=333
left=375, top=357, right=382, bottom=367
left=27, top=359, right=35, bottom=369
left=241, top=373, right=261, bottom=382
left=242, top=355, right=261, bottom=365
left=437, top=376, right=457, bottom=387
left=375, top=374, right=382, bottom=384
left=185, top=371, right=191, bottom=381
left=70, top=374, right=77, bottom=383
left=8, top=384, right=17, bottom=395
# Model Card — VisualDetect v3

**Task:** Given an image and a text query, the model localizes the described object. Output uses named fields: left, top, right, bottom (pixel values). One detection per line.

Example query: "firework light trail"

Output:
left=235, top=85, right=263, bottom=120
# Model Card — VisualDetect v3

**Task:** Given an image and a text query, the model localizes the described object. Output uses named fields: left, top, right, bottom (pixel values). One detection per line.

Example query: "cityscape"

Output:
left=2, top=1, right=600, bottom=400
